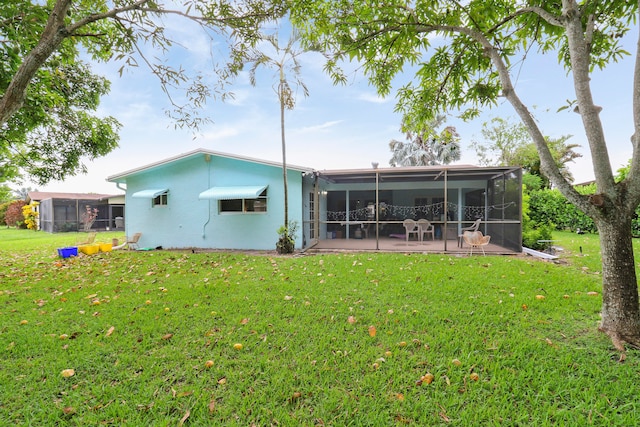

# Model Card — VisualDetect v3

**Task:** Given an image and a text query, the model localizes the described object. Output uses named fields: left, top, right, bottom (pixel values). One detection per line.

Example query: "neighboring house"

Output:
left=26, top=192, right=125, bottom=233
left=107, top=149, right=312, bottom=250
left=108, top=149, right=522, bottom=253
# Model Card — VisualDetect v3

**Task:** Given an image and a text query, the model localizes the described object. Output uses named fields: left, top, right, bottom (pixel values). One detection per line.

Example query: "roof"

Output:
left=27, top=192, right=121, bottom=203
left=316, top=164, right=521, bottom=184
left=107, top=148, right=313, bottom=183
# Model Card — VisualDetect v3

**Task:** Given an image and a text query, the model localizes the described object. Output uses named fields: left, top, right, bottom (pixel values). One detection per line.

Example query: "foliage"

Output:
left=529, top=187, right=597, bottom=234
left=1, top=228, right=639, bottom=425
left=0, top=185, right=13, bottom=203
left=0, top=201, right=10, bottom=226
left=472, top=117, right=581, bottom=187
left=0, top=1, right=286, bottom=185
left=276, top=221, right=298, bottom=254
left=21, top=201, right=39, bottom=230
left=80, top=205, right=99, bottom=232
left=521, top=185, right=553, bottom=250
left=4, top=199, right=26, bottom=228
left=389, top=115, right=461, bottom=166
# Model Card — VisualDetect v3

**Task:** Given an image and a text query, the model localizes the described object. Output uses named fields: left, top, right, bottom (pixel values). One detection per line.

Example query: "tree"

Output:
left=290, top=1, right=640, bottom=349
left=473, top=117, right=582, bottom=187
left=1, top=0, right=285, bottom=184
left=4, top=200, right=26, bottom=228
left=389, top=115, right=461, bottom=166
left=246, top=30, right=309, bottom=253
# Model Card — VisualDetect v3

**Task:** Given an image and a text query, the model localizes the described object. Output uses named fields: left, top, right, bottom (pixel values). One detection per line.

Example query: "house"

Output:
left=108, top=149, right=522, bottom=253
left=26, top=192, right=125, bottom=233
left=107, top=149, right=312, bottom=250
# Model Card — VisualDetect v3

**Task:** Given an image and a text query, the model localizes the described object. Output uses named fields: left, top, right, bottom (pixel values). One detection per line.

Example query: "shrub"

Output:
left=4, top=200, right=26, bottom=228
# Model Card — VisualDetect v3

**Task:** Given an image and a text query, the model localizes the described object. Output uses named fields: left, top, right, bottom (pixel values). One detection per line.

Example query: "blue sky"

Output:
left=32, top=18, right=637, bottom=194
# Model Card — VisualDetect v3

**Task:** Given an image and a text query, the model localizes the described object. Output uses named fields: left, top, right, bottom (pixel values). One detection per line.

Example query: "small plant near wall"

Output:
left=276, top=221, right=298, bottom=254
left=81, top=205, right=99, bottom=232
left=21, top=202, right=39, bottom=230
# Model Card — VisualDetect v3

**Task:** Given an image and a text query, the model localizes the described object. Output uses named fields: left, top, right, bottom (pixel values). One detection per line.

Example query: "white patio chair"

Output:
left=403, top=219, right=420, bottom=244
left=417, top=219, right=434, bottom=241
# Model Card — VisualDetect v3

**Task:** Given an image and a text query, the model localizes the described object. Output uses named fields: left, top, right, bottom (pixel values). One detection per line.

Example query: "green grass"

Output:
left=0, top=228, right=638, bottom=425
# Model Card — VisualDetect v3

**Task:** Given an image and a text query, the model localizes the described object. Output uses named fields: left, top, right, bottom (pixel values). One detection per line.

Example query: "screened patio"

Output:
left=303, top=165, right=522, bottom=254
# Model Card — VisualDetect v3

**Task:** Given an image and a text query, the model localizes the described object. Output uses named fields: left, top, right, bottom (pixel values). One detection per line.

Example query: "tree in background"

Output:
left=389, top=116, right=461, bottom=166
left=291, top=1, right=640, bottom=350
left=0, top=0, right=284, bottom=184
left=472, top=117, right=581, bottom=187
left=246, top=31, right=309, bottom=254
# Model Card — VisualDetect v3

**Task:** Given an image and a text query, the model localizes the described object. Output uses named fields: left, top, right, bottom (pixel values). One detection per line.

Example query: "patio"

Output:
left=302, top=164, right=522, bottom=255
left=308, top=235, right=513, bottom=255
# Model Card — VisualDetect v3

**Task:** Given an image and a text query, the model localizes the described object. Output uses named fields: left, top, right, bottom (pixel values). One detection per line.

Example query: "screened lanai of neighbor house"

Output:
left=301, top=165, right=522, bottom=254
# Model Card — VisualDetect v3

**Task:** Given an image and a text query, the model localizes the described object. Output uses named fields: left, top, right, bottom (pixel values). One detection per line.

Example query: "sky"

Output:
left=27, top=16, right=638, bottom=195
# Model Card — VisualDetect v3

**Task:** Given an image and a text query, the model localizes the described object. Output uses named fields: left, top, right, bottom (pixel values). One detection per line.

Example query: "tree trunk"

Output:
left=597, top=215, right=640, bottom=349
left=280, top=84, right=288, bottom=231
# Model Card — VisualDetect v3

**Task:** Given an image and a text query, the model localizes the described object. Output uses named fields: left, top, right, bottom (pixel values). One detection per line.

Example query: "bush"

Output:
left=0, top=201, right=11, bottom=227
left=4, top=200, right=26, bottom=228
left=528, top=188, right=596, bottom=233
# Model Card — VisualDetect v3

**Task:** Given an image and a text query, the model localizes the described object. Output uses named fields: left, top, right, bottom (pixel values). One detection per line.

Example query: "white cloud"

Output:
left=295, top=120, right=343, bottom=133
left=357, top=92, right=389, bottom=104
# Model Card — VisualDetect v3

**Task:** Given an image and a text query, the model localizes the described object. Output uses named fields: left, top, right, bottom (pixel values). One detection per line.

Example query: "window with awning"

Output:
left=132, top=189, right=168, bottom=207
left=199, top=185, right=268, bottom=213
left=198, top=185, right=267, bottom=200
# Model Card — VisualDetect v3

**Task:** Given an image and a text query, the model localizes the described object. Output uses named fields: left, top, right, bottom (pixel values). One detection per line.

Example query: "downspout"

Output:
left=116, top=183, right=126, bottom=192
left=202, top=155, right=212, bottom=238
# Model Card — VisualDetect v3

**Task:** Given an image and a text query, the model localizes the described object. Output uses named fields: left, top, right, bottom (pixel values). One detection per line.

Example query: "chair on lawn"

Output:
left=403, top=219, right=420, bottom=244
left=417, top=219, right=434, bottom=241
left=458, top=218, right=482, bottom=247
left=126, top=232, right=142, bottom=250
left=462, top=230, right=491, bottom=256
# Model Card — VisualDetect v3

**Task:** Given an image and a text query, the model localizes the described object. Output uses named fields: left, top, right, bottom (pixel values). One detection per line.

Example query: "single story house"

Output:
left=26, top=192, right=125, bottom=233
left=107, top=149, right=522, bottom=253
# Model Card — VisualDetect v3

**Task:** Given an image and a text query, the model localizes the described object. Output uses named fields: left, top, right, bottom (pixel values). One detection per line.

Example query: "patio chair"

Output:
left=458, top=218, right=482, bottom=247
left=417, top=219, right=434, bottom=241
left=463, top=230, right=491, bottom=256
left=76, top=232, right=96, bottom=246
left=126, top=232, right=142, bottom=250
left=403, top=219, right=420, bottom=244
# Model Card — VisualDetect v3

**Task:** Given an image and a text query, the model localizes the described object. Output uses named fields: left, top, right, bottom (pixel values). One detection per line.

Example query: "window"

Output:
left=153, top=192, right=168, bottom=207
left=219, top=189, right=267, bottom=213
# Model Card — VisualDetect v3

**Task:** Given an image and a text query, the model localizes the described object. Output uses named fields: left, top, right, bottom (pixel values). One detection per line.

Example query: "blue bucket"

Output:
left=57, top=247, right=78, bottom=258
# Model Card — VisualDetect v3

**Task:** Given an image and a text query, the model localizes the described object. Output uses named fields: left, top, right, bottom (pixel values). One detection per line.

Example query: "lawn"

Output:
left=0, top=228, right=639, bottom=425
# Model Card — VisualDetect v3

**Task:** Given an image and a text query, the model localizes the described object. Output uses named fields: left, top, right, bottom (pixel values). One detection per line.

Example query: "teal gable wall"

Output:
left=123, top=153, right=304, bottom=250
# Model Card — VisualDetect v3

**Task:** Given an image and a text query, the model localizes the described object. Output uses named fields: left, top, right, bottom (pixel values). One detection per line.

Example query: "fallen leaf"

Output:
left=284, top=295, right=293, bottom=300
left=208, top=397, right=216, bottom=413
left=178, top=409, right=190, bottom=426
left=240, top=318, right=249, bottom=325
left=217, top=377, right=227, bottom=385
left=587, top=291, right=599, bottom=296
left=105, top=326, right=115, bottom=337
left=368, top=325, right=377, bottom=337
left=545, top=338, right=553, bottom=346
left=347, top=316, right=356, bottom=324
left=62, top=406, right=75, bottom=415
left=535, top=295, right=545, bottom=300
left=61, top=369, right=75, bottom=378
left=161, top=333, right=173, bottom=340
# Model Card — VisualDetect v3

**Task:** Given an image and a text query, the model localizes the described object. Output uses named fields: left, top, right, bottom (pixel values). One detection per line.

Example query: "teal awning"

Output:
left=132, top=188, right=168, bottom=199
left=198, top=185, right=267, bottom=200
